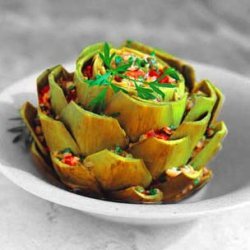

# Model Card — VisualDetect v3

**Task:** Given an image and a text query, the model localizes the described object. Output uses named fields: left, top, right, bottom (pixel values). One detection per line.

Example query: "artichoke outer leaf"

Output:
left=84, top=149, right=152, bottom=191
left=49, top=65, right=71, bottom=116
left=37, top=65, right=59, bottom=98
left=121, top=40, right=196, bottom=91
left=153, top=168, right=212, bottom=203
left=184, top=80, right=217, bottom=122
left=170, top=112, right=211, bottom=155
left=109, top=186, right=163, bottom=204
left=51, top=153, right=101, bottom=195
left=130, top=136, right=190, bottom=180
left=190, top=121, right=228, bottom=170
left=210, top=84, right=225, bottom=125
left=105, top=91, right=187, bottom=142
left=30, top=142, right=63, bottom=187
left=38, top=110, right=80, bottom=154
left=20, top=101, right=48, bottom=157
left=60, top=101, right=127, bottom=155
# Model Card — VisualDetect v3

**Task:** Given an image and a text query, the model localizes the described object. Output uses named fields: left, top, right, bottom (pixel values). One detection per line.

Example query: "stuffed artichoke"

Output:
left=18, top=40, right=227, bottom=203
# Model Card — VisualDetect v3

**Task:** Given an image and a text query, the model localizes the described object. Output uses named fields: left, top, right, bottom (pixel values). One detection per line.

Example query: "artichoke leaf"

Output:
left=51, top=152, right=101, bottom=196
left=20, top=101, right=48, bottom=157
left=109, top=186, right=163, bottom=204
left=30, top=142, right=63, bottom=187
left=49, top=65, right=73, bottom=116
left=38, top=110, right=80, bottom=154
left=84, top=149, right=152, bottom=191
left=170, top=112, right=211, bottom=155
left=210, top=84, right=225, bottom=125
left=153, top=168, right=212, bottom=203
left=60, top=101, right=127, bottom=155
left=190, top=121, right=228, bottom=169
left=130, top=136, right=190, bottom=179
left=105, top=91, right=187, bottom=142
left=184, top=80, right=217, bottom=122
left=37, top=65, right=58, bottom=97
left=121, top=40, right=196, bottom=91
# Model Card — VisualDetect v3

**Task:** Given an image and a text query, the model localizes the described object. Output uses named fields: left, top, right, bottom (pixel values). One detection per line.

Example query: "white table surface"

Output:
left=1, top=0, right=250, bottom=249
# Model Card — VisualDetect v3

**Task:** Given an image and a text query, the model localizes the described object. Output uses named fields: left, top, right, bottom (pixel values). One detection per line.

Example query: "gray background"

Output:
left=0, top=0, right=250, bottom=249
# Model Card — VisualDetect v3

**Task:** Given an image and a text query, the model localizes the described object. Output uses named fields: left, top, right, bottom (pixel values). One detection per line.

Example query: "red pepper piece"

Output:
left=83, top=65, right=93, bottom=79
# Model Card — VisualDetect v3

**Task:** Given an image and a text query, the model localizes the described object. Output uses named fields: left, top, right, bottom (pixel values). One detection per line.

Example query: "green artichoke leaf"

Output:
left=153, top=168, right=212, bottom=203
left=190, top=121, right=228, bottom=169
left=105, top=91, right=187, bottom=142
left=51, top=152, right=101, bottom=195
left=49, top=65, right=72, bottom=116
left=184, top=80, right=217, bottom=122
left=109, top=186, right=163, bottom=204
left=170, top=112, right=211, bottom=155
left=84, top=149, right=152, bottom=191
left=210, top=84, right=225, bottom=125
left=38, top=110, right=80, bottom=154
left=37, top=65, right=58, bottom=97
left=20, top=102, right=48, bottom=157
left=130, top=137, right=190, bottom=179
left=121, top=40, right=196, bottom=91
left=60, top=101, right=127, bottom=155
left=30, top=142, right=63, bottom=187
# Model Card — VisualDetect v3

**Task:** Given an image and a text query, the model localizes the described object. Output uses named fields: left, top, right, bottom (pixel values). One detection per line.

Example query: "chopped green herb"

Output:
left=114, top=145, right=123, bottom=154
left=86, top=72, right=111, bottom=86
left=149, top=188, right=158, bottom=196
left=150, top=51, right=156, bottom=57
left=61, top=148, right=73, bottom=154
left=193, top=178, right=200, bottom=186
left=115, top=55, right=122, bottom=65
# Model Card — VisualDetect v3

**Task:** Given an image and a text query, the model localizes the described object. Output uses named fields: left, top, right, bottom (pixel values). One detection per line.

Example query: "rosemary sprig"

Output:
left=8, top=115, right=33, bottom=146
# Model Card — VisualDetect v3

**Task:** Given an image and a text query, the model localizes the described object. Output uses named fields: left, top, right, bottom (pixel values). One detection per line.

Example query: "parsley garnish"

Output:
left=88, top=87, right=108, bottom=113
left=98, top=42, right=115, bottom=68
left=160, top=67, right=179, bottom=81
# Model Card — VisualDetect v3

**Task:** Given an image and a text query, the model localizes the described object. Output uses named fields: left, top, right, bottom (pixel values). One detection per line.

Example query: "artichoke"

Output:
left=19, top=40, right=227, bottom=203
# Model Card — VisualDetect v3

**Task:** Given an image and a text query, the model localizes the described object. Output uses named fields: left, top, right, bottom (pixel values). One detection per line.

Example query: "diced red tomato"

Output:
left=159, top=75, right=175, bottom=84
left=66, top=89, right=77, bottom=102
left=145, top=127, right=172, bottom=141
left=114, top=75, right=122, bottom=82
left=62, top=154, right=79, bottom=166
left=39, top=85, right=50, bottom=105
left=148, top=70, right=160, bottom=78
left=126, top=69, right=145, bottom=79
left=83, top=65, right=93, bottom=79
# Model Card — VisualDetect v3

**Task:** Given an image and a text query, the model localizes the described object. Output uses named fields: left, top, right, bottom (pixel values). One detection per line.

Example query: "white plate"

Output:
left=0, top=62, right=250, bottom=225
